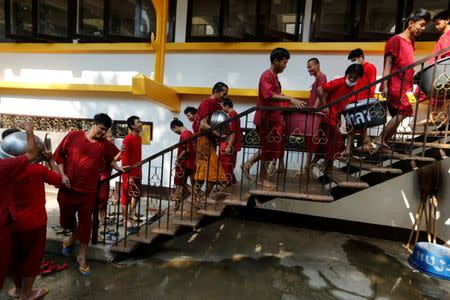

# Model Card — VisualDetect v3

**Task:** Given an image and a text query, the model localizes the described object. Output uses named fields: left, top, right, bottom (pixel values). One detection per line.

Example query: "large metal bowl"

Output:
left=209, top=110, right=229, bottom=134
left=0, top=131, right=44, bottom=160
left=417, top=56, right=450, bottom=97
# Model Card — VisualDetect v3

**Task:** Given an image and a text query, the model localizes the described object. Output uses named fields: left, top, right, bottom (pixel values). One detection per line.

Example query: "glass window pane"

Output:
left=223, top=0, right=257, bottom=39
left=137, top=0, right=156, bottom=39
left=109, top=0, right=136, bottom=37
left=361, top=0, right=397, bottom=36
left=38, top=0, right=69, bottom=37
left=190, top=0, right=220, bottom=37
left=9, top=0, right=33, bottom=36
left=267, top=0, right=298, bottom=36
left=314, top=0, right=352, bottom=35
left=77, top=0, right=104, bottom=37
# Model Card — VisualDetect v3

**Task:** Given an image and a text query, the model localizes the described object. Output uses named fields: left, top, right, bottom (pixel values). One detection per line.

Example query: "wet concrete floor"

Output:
left=2, top=215, right=450, bottom=300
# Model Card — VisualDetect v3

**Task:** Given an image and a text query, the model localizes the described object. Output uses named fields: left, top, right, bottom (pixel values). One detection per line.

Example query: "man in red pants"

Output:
left=54, top=113, right=124, bottom=276
left=120, top=116, right=142, bottom=233
left=9, top=138, right=61, bottom=300
left=220, top=98, right=241, bottom=186
left=0, top=122, right=39, bottom=291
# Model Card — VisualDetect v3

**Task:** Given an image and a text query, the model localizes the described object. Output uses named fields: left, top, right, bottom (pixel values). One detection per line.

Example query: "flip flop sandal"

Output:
left=50, top=224, right=64, bottom=234
left=8, top=287, right=20, bottom=299
left=61, top=243, right=74, bottom=256
left=40, top=260, right=54, bottom=270
left=62, top=229, right=73, bottom=236
left=79, top=265, right=93, bottom=277
left=55, top=263, right=69, bottom=272
left=30, top=287, right=49, bottom=299
left=40, top=263, right=56, bottom=276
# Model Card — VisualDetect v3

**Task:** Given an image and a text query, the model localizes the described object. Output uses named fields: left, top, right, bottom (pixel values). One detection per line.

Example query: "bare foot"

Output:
left=21, top=288, right=49, bottom=300
left=240, top=164, right=252, bottom=180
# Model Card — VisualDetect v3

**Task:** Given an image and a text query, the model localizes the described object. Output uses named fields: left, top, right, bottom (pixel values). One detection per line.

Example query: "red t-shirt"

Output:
left=384, top=35, right=415, bottom=99
left=308, top=72, right=327, bottom=107
left=254, top=69, right=284, bottom=127
left=428, top=29, right=450, bottom=64
left=0, top=155, right=28, bottom=226
left=100, top=142, right=120, bottom=180
left=192, top=97, right=222, bottom=133
left=228, top=110, right=241, bottom=151
left=11, top=164, right=61, bottom=230
left=177, top=130, right=195, bottom=170
left=321, top=77, right=357, bottom=127
left=122, top=134, right=142, bottom=178
left=53, top=131, right=116, bottom=193
left=355, top=62, right=377, bottom=99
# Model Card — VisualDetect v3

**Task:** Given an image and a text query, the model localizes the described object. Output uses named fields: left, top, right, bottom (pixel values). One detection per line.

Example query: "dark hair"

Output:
left=126, top=115, right=140, bottom=130
left=222, top=98, right=234, bottom=108
left=270, top=48, right=290, bottom=64
left=307, top=57, right=320, bottom=65
left=212, top=82, right=228, bottom=94
left=433, top=10, right=450, bottom=22
left=170, top=118, right=184, bottom=129
left=183, top=106, right=197, bottom=115
left=93, top=113, right=112, bottom=128
left=1, top=128, right=20, bottom=140
left=348, top=48, right=364, bottom=60
left=345, top=64, right=364, bottom=78
left=407, top=8, right=431, bottom=24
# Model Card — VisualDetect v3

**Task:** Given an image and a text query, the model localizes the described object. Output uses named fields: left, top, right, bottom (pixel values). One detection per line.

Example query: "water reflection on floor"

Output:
left=2, top=217, right=450, bottom=300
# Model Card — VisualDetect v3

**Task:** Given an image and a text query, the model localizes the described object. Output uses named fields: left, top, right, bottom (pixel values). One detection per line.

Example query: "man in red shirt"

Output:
left=429, top=10, right=450, bottom=64
left=54, top=113, right=124, bottom=276
left=192, top=82, right=229, bottom=203
left=170, top=118, right=195, bottom=210
left=120, top=116, right=142, bottom=233
left=316, top=64, right=364, bottom=165
left=381, top=9, right=430, bottom=150
left=0, top=122, right=38, bottom=291
left=9, top=142, right=61, bottom=300
left=348, top=48, right=378, bottom=152
left=184, top=107, right=197, bottom=123
left=220, top=98, right=241, bottom=186
left=246, top=48, right=305, bottom=190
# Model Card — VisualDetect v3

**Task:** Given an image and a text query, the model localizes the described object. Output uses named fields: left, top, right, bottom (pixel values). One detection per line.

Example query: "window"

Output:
left=311, top=0, right=450, bottom=42
left=187, top=0, right=304, bottom=42
left=311, top=0, right=399, bottom=41
left=2, top=0, right=157, bottom=42
left=0, top=0, right=5, bottom=39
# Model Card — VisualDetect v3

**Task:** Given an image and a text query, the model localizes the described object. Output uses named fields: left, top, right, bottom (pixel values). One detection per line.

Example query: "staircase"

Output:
left=95, top=47, right=450, bottom=253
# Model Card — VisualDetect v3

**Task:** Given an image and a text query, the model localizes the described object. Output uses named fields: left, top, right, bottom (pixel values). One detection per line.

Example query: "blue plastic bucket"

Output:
left=409, top=242, right=450, bottom=280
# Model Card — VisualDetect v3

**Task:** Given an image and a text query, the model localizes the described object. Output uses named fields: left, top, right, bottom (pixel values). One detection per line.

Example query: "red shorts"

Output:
left=219, top=148, right=237, bottom=185
left=258, top=124, right=284, bottom=161
left=12, top=225, right=46, bottom=277
left=0, top=225, right=13, bottom=289
left=98, top=182, right=110, bottom=210
left=388, top=92, right=413, bottom=117
left=174, top=164, right=194, bottom=186
left=120, top=175, right=142, bottom=206
left=57, top=188, right=96, bottom=244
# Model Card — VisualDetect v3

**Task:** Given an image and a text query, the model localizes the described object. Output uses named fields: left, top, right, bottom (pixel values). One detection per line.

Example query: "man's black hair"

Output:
left=222, top=98, right=234, bottom=108
left=348, top=48, right=364, bottom=60
left=170, top=118, right=184, bottom=128
left=407, top=8, right=431, bottom=24
left=307, top=57, right=320, bottom=65
left=270, top=48, right=290, bottom=64
left=345, top=64, right=364, bottom=78
left=212, top=82, right=228, bottom=94
left=183, top=106, right=197, bottom=115
left=126, top=115, right=140, bottom=130
left=93, top=113, right=112, bottom=128
left=1, top=128, right=20, bottom=140
left=433, top=10, right=450, bottom=22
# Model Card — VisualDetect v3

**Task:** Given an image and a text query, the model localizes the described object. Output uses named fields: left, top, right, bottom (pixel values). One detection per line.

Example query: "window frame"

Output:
left=186, top=0, right=305, bottom=42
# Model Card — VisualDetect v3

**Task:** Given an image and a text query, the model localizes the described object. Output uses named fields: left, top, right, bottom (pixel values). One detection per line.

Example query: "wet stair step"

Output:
left=327, top=167, right=369, bottom=189
left=109, top=238, right=140, bottom=253
left=346, top=157, right=402, bottom=174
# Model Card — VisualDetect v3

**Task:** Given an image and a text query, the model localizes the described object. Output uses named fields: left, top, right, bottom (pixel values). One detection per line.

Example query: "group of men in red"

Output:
left=0, top=113, right=144, bottom=298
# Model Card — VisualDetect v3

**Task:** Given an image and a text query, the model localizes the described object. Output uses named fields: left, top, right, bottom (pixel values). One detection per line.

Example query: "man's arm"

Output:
left=225, top=132, right=236, bottom=154
left=19, top=122, right=39, bottom=162
left=111, top=160, right=125, bottom=173
left=316, top=86, right=327, bottom=107
left=57, top=163, right=71, bottom=188
left=382, top=55, right=393, bottom=97
left=269, top=94, right=306, bottom=109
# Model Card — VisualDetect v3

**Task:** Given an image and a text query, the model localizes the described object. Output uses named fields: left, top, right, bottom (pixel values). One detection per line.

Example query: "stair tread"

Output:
left=109, top=239, right=140, bottom=253
left=377, top=149, right=436, bottom=161
left=249, top=189, right=334, bottom=202
left=128, top=231, right=159, bottom=244
left=222, top=193, right=250, bottom=206
left=347, top=157, right=402, bottom=174
left=327, top=167, right=369, bottom=188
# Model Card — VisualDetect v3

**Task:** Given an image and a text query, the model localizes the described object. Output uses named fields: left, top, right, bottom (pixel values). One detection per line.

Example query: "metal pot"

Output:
left=0, top=131, right=44, bottom=161
left=417, top=56, right=450, bottom=97
left=209, top=110, right=229, bottom=134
